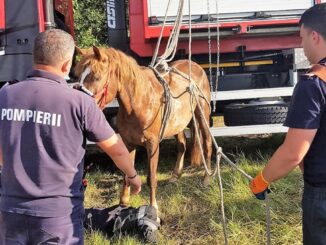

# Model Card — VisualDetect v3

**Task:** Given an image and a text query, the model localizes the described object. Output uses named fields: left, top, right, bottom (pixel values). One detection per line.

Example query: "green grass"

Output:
left=84, top=134, right=303, bottom=245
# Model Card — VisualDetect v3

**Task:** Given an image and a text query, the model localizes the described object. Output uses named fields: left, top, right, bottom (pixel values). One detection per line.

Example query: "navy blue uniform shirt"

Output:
left=284, top=58, right=326, bottom=187
left=0, top=70, right=114, bottom=217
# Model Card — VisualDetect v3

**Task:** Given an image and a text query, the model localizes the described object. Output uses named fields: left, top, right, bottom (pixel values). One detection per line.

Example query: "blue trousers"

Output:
left=302, top=182, right=326, bottom=245
left=0, top=210, right=84, bottom=245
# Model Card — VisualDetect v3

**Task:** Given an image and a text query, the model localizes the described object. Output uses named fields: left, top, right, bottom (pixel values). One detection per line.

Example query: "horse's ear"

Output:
left=75, top=46, right=85, bottom=56
left=93, top=46, right=102, bottom=61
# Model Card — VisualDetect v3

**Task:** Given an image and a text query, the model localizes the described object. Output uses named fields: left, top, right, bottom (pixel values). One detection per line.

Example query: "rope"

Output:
left=216, top=148, right=228, bottom=245
left=265, top=194, right=271, bottom=245
left=149, top=0, right=185, bottom=141
left=170, top=67, right=210, bottom=108
left=148, top=66, right=172, bottom=142
left=189, top=85, right=271, bottom=245
left=187, top=1, right=228, bottom=242
left=150, top=0, right=172, bottom=67
left=194, top=83, right=271, bottom=245
left=153, top=0, right=185, bottom=71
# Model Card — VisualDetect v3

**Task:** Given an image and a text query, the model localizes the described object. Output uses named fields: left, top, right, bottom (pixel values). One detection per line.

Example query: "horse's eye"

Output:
left=94, top=75, right=101, bottom=80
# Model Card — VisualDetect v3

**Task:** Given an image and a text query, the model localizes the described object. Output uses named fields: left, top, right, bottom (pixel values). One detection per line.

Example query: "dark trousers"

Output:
left=0, top=210, right=84, bottom=245
left=302, top=182, right=326, bottom=245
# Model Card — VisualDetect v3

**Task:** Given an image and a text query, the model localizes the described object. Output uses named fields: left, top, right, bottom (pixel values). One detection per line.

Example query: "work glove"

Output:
left=249, top=171, right=271, bottom=200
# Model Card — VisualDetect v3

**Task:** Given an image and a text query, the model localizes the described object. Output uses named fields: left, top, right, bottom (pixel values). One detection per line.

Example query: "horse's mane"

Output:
left=81, top=47, right=145, bottom=85
left=107, top=48, right=145, bottom=83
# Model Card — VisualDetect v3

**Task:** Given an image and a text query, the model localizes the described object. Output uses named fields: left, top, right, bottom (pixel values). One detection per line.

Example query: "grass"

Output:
left=84, top=134, right=303, bottom=245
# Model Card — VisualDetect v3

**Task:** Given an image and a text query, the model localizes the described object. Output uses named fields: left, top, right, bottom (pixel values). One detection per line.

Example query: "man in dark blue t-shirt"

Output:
left=0, top=29, right=141, bottom=245
left=249, top=3, right=326, bottom=244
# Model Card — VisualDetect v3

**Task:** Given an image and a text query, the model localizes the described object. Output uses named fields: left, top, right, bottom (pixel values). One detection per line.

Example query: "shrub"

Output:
left=73, top=0, right=108, bottom=47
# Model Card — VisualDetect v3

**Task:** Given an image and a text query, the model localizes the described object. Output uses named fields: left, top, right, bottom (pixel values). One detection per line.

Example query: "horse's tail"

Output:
left=189, top=118, right=202, bottom=167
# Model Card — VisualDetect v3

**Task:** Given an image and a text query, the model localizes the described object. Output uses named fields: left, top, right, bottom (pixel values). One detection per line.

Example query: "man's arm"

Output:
left=262, top=128, right=317, bottom=183
left=250, top=128, right=316, bottom=199
left=96, top=134, right=141, bottom=194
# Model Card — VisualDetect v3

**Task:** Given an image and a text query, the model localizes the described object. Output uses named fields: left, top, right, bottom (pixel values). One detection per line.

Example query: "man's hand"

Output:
left=249, top=171, right=270, bottom=200
left=125, top=174, right=142, bottom=195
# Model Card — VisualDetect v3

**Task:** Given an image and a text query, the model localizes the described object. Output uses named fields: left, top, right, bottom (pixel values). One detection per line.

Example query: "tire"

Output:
left=224, top=103, right=288, bottom=126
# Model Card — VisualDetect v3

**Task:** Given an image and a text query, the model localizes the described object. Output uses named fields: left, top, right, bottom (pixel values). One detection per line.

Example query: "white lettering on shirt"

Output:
left=43, top=112, right=51, bottom=125
left=0, top=108, right=62, bottom=127
left=13, top=109, right=25, bottom=121
left=26, top=110, right=33, bottom=122
left=36, top=111, right=43, bottom=124
left=1, top=109, right=7, bottom=120
left=6, top=109, right=13, bottom=120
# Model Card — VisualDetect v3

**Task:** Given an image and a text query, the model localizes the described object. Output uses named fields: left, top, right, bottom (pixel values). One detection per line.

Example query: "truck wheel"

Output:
left=223, top=102, right=288, bottom=126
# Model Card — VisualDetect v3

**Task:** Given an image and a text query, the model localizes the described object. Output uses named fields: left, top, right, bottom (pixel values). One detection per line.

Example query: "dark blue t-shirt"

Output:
left=284, top=59, right=326, bottom=187
left=0, top=70, right=114, bottom=217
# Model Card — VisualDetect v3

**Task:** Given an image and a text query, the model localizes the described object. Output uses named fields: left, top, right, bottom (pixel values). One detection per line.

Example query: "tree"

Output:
left=73, top=0, right=107, bottom=47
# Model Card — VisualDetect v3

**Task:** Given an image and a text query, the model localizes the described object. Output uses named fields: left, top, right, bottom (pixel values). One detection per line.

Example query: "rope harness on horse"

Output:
left=148, top=66, right=173, bottom=142
left=149, top=0, right=272, bottom=244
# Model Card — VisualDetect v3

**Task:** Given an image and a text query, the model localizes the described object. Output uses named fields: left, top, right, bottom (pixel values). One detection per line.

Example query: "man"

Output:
left=0, top=29, right=141, bottom=245
left=249, top=3, right=326, bottom=244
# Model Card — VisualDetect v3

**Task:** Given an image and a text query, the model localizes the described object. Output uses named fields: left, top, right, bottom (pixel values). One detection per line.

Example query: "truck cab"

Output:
left=0, top=0, right=74, bottom=83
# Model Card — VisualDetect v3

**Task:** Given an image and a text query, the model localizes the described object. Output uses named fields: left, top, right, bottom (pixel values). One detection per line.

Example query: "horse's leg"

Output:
left=190, top=118, right=202, bottom=167
left=119, top=148, right=136, bottom=206
left=170, top=131, right=187, bottom=183
left=196, top=103, right=213, bottom=186
left=146, top=140, right=159, bottom=210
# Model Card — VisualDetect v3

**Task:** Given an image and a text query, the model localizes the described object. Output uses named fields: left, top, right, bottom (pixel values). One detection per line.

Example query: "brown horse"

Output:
left=74, top=46, right=212, bottom=209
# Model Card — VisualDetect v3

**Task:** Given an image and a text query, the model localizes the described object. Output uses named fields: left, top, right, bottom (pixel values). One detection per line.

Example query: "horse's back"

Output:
left=169, top=59, right=210, bottom=98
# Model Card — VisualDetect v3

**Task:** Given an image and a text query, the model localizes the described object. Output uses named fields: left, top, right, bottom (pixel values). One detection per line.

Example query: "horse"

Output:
left=74, top=46, right=212, bottom=209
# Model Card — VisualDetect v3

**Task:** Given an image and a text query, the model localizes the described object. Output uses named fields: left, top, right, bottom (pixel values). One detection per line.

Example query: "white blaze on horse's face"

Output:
left=79, top=66, right=91, bottom=85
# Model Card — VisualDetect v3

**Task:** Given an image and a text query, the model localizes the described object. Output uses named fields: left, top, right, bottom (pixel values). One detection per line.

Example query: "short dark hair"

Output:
left=299, top=3, right=326, bottom=40
left=33, top=29, right=75, bottom=66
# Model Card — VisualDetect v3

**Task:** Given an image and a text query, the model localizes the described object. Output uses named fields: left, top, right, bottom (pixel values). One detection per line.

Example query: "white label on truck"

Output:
left=147, top=0, right=314, bottom=20
left=107, top=0, right=116, bottom=28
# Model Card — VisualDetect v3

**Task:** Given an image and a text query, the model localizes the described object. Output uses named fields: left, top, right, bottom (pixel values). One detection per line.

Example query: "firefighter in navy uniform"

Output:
left=0, top=29, right=141, bottom=245
left=249, top=3, right=326, bottom=244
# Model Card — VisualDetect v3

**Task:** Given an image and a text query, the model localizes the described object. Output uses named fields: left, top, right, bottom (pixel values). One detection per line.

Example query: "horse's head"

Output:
left=74, top=46, right=119, bottom=109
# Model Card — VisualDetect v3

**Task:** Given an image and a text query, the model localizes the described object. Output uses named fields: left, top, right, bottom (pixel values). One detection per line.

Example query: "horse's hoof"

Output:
left=119, top=197, right=130, bottom=207
left=169, top=177, right=179, bottom=184
left=202, top=175, right=212, bottom=187
left=169, top=175, right=180, bottom=184
left=190, top=162, right=202, bottom=168
left=151, top=203, right=159, bottom=212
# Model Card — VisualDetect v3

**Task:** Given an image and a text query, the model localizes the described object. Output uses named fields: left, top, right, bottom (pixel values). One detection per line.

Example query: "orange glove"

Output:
left=250, top=171, right=270, bottom=200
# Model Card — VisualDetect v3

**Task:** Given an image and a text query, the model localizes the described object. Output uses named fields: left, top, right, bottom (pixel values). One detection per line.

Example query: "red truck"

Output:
left=107, top=0, right=322, bottom=135
left=1, top=0, right=324, bottom=135
left=0, top=0, right=74, bottom=82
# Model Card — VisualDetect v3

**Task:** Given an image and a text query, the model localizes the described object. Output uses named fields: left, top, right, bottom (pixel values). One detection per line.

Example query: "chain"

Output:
left=215, top=0, right=220, bottom=101
left=188, top=0, right=192, bottom=80
left=207, top=0, right=213, bottom=100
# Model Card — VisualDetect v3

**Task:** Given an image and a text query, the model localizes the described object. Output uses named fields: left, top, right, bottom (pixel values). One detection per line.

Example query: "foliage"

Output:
left=84, top=134, right=303, bottom=245
left=73, top=0, right=108, bottom=48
